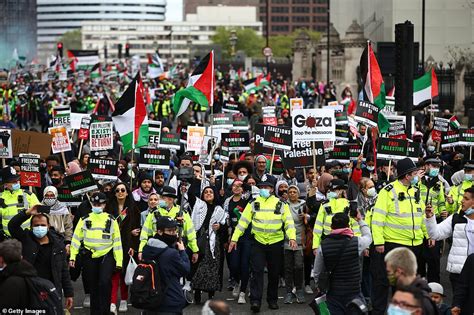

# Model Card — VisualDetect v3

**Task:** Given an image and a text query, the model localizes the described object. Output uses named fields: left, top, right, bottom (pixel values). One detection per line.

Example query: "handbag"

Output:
left=317, top=238, right=350, bottom=293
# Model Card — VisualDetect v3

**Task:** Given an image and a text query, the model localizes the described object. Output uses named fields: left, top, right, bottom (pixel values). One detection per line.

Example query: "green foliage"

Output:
left=59, top=30, right=82, bottom=52
left=270, top=29, right=321, bottom=57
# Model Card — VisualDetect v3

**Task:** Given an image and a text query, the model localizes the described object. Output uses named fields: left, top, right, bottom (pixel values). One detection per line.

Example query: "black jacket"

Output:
left=8, top=211, right=74, bottom=298
left=0, top=259, right=36, bottom=308
left=453, top=254, right=474, bottom=315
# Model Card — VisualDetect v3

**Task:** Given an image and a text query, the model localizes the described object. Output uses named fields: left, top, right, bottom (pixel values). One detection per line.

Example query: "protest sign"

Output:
left=388, top=122, right=407, bottom=139
left=407, top=141, right=421, bottom=162
left=64, top=170, right=98, bottom=196
left=0, top=129, right=12, bottom=158
left=12, top=130, right=52, bottom=159
left=78, top=116, right=91, bottom=140
left=52, top=105, right=71, bottom=130
left=70, top=113, right=90, bottom=130
left=49, top=126, right=71, bottom=154
left=354, top=101, right=380, bottom=128
left=335, top=124, right=350, bottom=142
left=139, top=148, right=170, bottom=170
left=292, top=108, right=335, bottom=143
left=459, top=128, right=474, bottom=146
left=232, top=115, right=249, bottom=131
left=222, top=100, right=240, bottom=114
left=441, top=130, right=460, bottom=149
left=90, top=122, right=113, bottom=151
left=432, top=117, right=449, bottom=142
left=348, top=143, right=362, bottom=160
left=263, top=125, right=292, bottom=151
left=290, top=98, right=304, bottom=113
left=327, top=145, right=351, bottom=164
left=222, top=132, right=251, bottom=152
left=211, top=113, right=233, bottom=129
left=262, top=106, right=277, bottom=126
left=148, top=120, right=162, bottom=148
left=254, top=124, right=281, bottom=156
left=199, top=136, right=219, bottom=165
left=283, top=141, right=325, bottom=169
left=57, top=186, right=82, bottom=207
left=19, top=153, right=41, bottom=187
left=187, top=126, right=206, bottom=153
left=87, top=158, right=119, bottom=180
left=160, top=132, right=181, bottom=150
left=90, top=114, right=112, bottom=123
left=377, top=138, right=408, bottom=160
left=180, top=126, right=187, bottom=144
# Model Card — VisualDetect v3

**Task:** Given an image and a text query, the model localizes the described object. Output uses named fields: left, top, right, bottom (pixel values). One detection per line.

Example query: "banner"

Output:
left=292, top=108, right=335, bottom=143
left=335, top=124, right=349, bottom=142
left=263, top=125, right=293, bottom=151
left=327, top=145, right=350, bottom=164
left=283, top=141, right=325, bottom=169
left=78, top=116, right=91, bottom=140
left=388, top=122, right=406, bottom=139
left=64, top=170, right=98, bottom=196
left=187, top=126, right=206, bottom=153
left=262, top=106, right=277, bottom=126
left=87, top=158, right=119, bottom=180
left=57, top=186, right=82, bottom=206
left=52, top=105, right=71, bottom=130
left=377, top=138, right=408, bottom=160
left=354, top=100, right=380, bottom=128
left=12, top=130, right=52, bottom=158
left=232, top=115, right=249, bottom=131
left=160, top=132, right=181, bottom=150
left=90, top=122, right=113, bottom=151
left=222, top=132, right=251, bottom=152
left=441, top=130, right=460, bottom=149
left=0, top=129, right=12, bottom=158
left=407, top=141, right=421, bottom=162
left=459, top=128, right=474, bottom=146
left=49, top=126, right=71, bottom=153
left=211, top=113, right=233, bottom=129
left=148, top=120, right=162, bottom=148
left=19, top=153, right=40, bottom=187
left=139, top=148, right=171, bottom=170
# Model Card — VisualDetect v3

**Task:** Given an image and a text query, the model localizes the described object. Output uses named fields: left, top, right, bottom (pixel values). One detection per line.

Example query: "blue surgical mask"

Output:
left=327, top=191, right=338, bottom=200
left=213, top=154, right=220, bottom=161
left=465, top=174, right=473, bottom=182
left=32, top=226, right=48, bottom=238
left=12, top=183, right=21, bottom=191
left=429, top=168, right=439, bottom=177
left=387, top=304, right=412, bottom=315
left=410, top=175, right=419, bottom=186
left=259, top=188, right=271, bottom=198
left=343, top=168, right=351, bottom=174
left=366, top=166, right=375, bottom=172
left=428, top=145, right=436, bottom=152
left=226, top=178, right=234, bottom=186
left=158, top=200, right=167, bottom=208
left=367, top=187, right=377, bottom=197
left=465, top=207, right=474, bottom=216
left=91, top=206, right=103, bottom=214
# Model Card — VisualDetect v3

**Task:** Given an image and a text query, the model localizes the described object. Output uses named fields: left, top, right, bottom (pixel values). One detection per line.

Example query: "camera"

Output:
left=37, top=205, right=51, bottom=214
left=177, top=167, right=194, bottom=182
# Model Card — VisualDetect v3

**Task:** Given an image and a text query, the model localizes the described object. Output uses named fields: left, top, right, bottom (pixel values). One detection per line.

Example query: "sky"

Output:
left=165, top=0, right=184, bottom=21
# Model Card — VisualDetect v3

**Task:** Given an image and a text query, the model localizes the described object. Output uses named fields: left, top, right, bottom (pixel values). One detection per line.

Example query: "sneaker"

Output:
left=295, top=290, right=306, bottom=304
left=232, top=282, right=241, bottom=297
left=279, top=278, right=286, bottom=288
left=118, top=300, right=128, bottom=312
left=305, top=285, right=314, bottom=294
left=250, top=302, right=261, bottom=313
left=110, top=303, right=118, bottom=315
left=238, top=292, right=246, bottom=304
left=184, top=288, right=194, bottom=304
left=268, top=302, right=279, bottom=310
left=227, top=278, right=236, bottom=291
left=83, top=294, right=91, bottom=308
left=284, top=293, right=294, bottom=304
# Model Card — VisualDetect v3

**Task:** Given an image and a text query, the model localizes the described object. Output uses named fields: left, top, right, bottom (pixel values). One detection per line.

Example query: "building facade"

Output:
left=183, top=0, right=259, bottom=18
left=37, top=0, right=167, bottom=62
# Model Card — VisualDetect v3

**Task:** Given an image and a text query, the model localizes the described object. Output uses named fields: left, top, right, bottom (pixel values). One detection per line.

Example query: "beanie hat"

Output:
left=43, top=186, right=58, bottom=197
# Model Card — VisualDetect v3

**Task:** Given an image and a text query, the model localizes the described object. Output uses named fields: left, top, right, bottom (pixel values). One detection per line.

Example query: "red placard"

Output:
left=20, top=172, right=41, bottom=187
left=78, top=128, right=89, bottom=140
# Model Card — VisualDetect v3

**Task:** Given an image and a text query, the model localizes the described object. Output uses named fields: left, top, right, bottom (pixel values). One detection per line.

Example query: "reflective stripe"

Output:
left=252, top=226, right=281, bottom=233
left=186, top=228, right=194, bottom=235
left=253, top=218, right=281, bottom=225
left=93, top=244, right=112, bottom=251
left=72, top=234, right=82, bottom=242
left=83, top=227, right=104, bottom=231
left=257, top=208, right=277, bottom=212
left=113, top=246, right=122, bottom=251
left=313, top=227, right=323, bottom=233
left=387, top=212, right=423, bottom=218
left=373, top=208, right=386, bottom=215
left=142, top=226, right=152, bottom=234
left=2, top=214, right=16, bottom=220
left=371, top=220, right=385, bottom=227
left=391, top=189, right=400, bottom=213
left=385, top=222, right=420, bottom=230
left=113, top=238, right=121, bottom=243
left=240, top=216, right=251, bottom=225
left=84, top=237, right=111, bottom=244
left=286, top=224, right=295, bottom=230
left=236, top=225, right=246, bottom=232
left=314, top=220, right=324, bottom=226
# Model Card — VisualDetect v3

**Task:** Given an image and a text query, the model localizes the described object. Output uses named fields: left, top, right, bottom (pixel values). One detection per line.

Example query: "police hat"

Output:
left=396, top=158, right=419, bottom=178
left=1, top=166, right=20, bottom=184
left=464, top=160, right=474, bottom=170
left=90, top=192, right=107, bottom=204
left=161, top=186, right=177, bottom=199
left=328, top=179, right=347, bottom=190
left=257, top=181, right=274, bottom=189
left=424, top=155, right=442, bottom=165
left=156, top=216, right=178, bottom=230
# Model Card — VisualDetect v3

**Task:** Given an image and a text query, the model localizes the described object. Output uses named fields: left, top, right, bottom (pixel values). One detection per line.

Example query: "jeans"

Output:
left=228, top=239, right=251, bottom=292
left=111, top=271, right=129, bottom=304
left=284, top=249, right=304, bottom=292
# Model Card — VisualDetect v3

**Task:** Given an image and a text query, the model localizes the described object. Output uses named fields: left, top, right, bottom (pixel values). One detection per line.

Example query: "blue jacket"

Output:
left=142, top=237, right=190, bottom=313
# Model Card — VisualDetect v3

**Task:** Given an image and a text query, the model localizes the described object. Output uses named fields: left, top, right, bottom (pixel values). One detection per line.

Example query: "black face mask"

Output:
left=51, top=178, right=61, bottom=185
left=158, top=233, right=177, bottom=247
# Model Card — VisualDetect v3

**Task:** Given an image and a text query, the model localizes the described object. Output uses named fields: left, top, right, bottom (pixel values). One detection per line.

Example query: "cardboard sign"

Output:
left=90, top=122, right=113, bottom=151
left=262, top=106, right=277, bottom=126
left=211, top=113, right=233, bottom=129
left=254, top=124, right=281, bottom=156
left=388, top=122, right=407, bottom=140
left=290, top=98, right=304, bottom=113
left=52, top=105, right=71, bottom=130
left=139, top=148, right=170, bottom=170
left=432, top=117, right=449, bottom=142
left=64, top=170, right=98, bottom=196
left=292, top=108, right=336, bottom=143
left=160, top=132, right=181, bottom=150
left=78, top=116, right=91, bottom=140
left=407, top=141, right=421, bottom=162
left=441, top=130, right=460, bottom=149
left=19, top=153, right=40, bottom=187
left=222, top=100, right=240, bottom=114
left=283, top=141, right=325, bottom=169
left=232, top=115, right=249, bottom=131
left=459, top=128, right=474, bottom=146
left=49, top=126, right=71, bottom=154
left=187, top=126, right=206, bottom=153
left=327, top=145, right=350, bottom=164
left=87, top=158, right=119, bottom=180
left=199, top=136, right=219, bottom=165
left=348, top=143, right=362, bottom=160
left=262, top=125, right=293, bottom=151
left=335, top=124, right=349, bottom=142
left=148, top=120, right=162, bottom=148
left=57, top=186, right=83, bottom=206
left=0, top=129, right=13, bottom=158
left=180, top=126, right=187, bottom=144
left=221, top=132, right=251, bottom=152
left=12, top=130, right=52, bottom=158
left=70, top=113, right=90, bottom=130
left=90, top=114, right=112, bottom=123
left=377, top=138, right=408, bottom=160
left=354, top=101, right=380, bottom=128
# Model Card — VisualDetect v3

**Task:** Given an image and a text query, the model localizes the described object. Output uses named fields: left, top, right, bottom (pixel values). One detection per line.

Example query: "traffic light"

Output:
left=125, top=43, right=130, bottom=58
left=57, top=42, right=63, bottom=58
left=394, top=21, right=414, bottom=113
left=118, top=43, right=123, bottom=59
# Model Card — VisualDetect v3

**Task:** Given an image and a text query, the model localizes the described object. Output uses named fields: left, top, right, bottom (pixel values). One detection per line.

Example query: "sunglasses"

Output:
left=115, top=188, right=126, bottom=193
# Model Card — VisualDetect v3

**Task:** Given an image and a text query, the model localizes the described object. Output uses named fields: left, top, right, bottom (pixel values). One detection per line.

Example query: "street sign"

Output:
left=263, top=47, right=272, bottom=57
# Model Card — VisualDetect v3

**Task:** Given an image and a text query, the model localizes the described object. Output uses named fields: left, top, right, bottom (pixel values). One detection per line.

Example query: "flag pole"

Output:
left=312, top=141, right=317, bottom=174
left=77, top=139, right=84, bottom=160
left=130, top=148, right=134, bottom=191
left=269, top=149, right=276, bottom=175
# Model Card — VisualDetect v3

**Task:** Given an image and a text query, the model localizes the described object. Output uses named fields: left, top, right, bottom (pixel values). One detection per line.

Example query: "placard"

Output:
left=407, top=141, right=421, bottom=162
left=19, top=153, right=40, bottom=187
left=441, top=130, right=460, bottom=149
left=283, top=141, right=325, bottom=169
left=292, top=108, right=335, bottom=143
left=459, top=128, right=474, bottom=146
left=12, top=130, right=52, bottom=158
left=335, top=124, right=349, bottom=142
left=48, top=126, right=71, bottom=154
left=57, top=186, right=82, bottom=206
left=64, top=170, right=98, bottom=196
left=262, top=106, right=277, bottom=126
left=348, top=143, right=362, bottom=160
left=139, top=148, right=171, bottom=170
left=180, top=126, right=187, bottom=144
left=377, top=138, right=408, bottom=160
left=254, top=124, right=281, bottom=156
left=87, top=158, right=119, bottom=180
left=354, top=100, right=380, bottom=128
left=70, top=113, right=90, bottom=130
left=290, top=98, right=304, bottom=113
left=199, top=135, right=219, bottom=165
left=160, top=132, right=181, bottom=150
left=222, top=100, right=240, bottom=114
left=432, top=117, right=449, bottom=142
left=90, top=122, right=113, bottom=151
left=221, top=132, right=251, bottom=152
left=0, top=129, right=13, bottom=158
left=232, top=115, right=249, bottom=131
left=90, top=114, right=112, bottom=123
left=78, top=116, right=91, bottom=140
left=327, top=145, right=350, bottom=164
left=187, top=126, right=206, bottom=153
left=262, top=125, right=292, bottom=151
left=52, top=105, right=71, bottom=130
left=148, top=120, right=162, bottom=148
left=388, top=122, right=407, bottom=140
left=211, top=113, right=233, bottom=129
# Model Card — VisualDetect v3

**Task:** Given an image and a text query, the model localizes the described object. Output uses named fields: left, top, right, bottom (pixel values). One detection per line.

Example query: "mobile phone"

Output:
left=37, top=205, right=51, bottom=214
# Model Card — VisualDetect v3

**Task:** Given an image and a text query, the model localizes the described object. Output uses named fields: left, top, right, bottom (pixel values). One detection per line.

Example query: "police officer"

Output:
left=0, top=166, right=40, bottom=239
left=370, top=158, right=429, bottom=315
left=69, top=192, right=123, bottom=314
left=228, top=181, right=297, bottom=313
left=447, top=160, right=474, bottom=214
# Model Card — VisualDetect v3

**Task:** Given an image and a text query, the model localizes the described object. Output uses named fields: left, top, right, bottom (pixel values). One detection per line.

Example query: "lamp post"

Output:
left=229, top=29, right=238, bottom=58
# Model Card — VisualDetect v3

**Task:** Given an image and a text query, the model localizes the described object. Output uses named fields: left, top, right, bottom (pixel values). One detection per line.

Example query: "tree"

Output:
left=270, top=29, right=321, bottom=57
left=211, top=27, right=264, bottom=59
left=59, top=29, right=82, bottom=52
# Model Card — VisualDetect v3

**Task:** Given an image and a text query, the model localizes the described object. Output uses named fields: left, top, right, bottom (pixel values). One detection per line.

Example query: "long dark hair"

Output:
left=105, top=182, right=136, bottom=217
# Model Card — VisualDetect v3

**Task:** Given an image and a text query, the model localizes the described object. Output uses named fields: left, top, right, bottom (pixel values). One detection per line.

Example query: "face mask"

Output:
left=251, top=186, right=260, bottom=198
left=128, top=164, right=134, bottom=170
left=387, top=273, right=398, bottom=287
left=343, top=168, right=351, bottom=174
left=159, top=233, right=177, bottom=247
left=213, top=154, right=220, bottom=161
left=428, top=145, right=436, bottom=152
left=158, top=200, right=167, bottom=208
left=410, top=175, right=419, bottom=186
left=465, top=207, right=474, bottom=216
left=238, top=175, right=247, bottom=181
left=11, top=183, right=21, bottom=191
left=43, top=197, right=56, bottom=206
left=32, top=226, right=48, bottom=238
left=259, top=188, right=271, bottom=198
left=91, top=206, right=103, bottom=214
left=327, top=191, right=338, bottom=200
left=226, top=178, right=234, bottom=186
left=465, top=174, right=473, bottom=182
left=51, top=178, right=61, bottom=185
left=366, top=166, right=375, bottom=172
left=428, top=168, right=440, bottom=177
left=367, top=187, right=377, bottom=197
left=387, top=304, right=411, bottom=315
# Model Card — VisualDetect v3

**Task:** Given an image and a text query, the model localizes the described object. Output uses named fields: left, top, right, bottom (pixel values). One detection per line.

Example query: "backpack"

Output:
left=25, top=276, right=64, bottom=315
left=130, top=259, right=167, bottom=309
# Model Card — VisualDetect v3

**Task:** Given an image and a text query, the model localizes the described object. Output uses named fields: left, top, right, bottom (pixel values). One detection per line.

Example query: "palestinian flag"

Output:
left=173, top=51, right=214, bottom=117
left=147, top=52, right=164, bottom=79
left=243, top=73, right=270, bottom=92
left=413, top=68, right=439, bottom=109
left=49, top=54, right=61, bottom=72
left=112, top=72, right=149, bottom=152
left=67, top=50, right=100, bottom=71
left=90, top=63, right=101, bottom=80
left=449, top=115, right=461, bottom=130
left=359, top=41, right=390, bottom=133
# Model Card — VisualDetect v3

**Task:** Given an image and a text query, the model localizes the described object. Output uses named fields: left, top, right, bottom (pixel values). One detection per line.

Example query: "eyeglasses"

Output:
left=115, top=188, right=126, bottom=193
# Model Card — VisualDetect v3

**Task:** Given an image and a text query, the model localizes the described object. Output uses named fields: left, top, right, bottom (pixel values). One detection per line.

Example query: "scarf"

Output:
left=132, top=187, right=156, bottom=202
left=48, top=200, right=69, bottom=215
left=331, top=227, right=354, bottom=237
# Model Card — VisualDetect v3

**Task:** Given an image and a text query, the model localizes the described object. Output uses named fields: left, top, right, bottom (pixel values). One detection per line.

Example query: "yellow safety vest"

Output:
left=70, top=212, right=123, bottom=267
left=0, top=189, right=40, bottom=236
left=231, top=195, right=296, bottom=245
left=447, top=181, right=473, bottom=214
left=418, top=179, right=446, bottom=216
left=372, top=180, right=428, bottom=247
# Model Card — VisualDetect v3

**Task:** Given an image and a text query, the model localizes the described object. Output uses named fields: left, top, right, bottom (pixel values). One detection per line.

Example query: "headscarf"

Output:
left=317, top=173, right=333, bottom=195
left=43, top=186, right=69, bottom=215
left=67, top=161, right=81, bottom=175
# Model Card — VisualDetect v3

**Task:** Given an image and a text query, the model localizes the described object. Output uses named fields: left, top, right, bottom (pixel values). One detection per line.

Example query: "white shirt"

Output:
left=466, top=216, right=474, bottom=255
